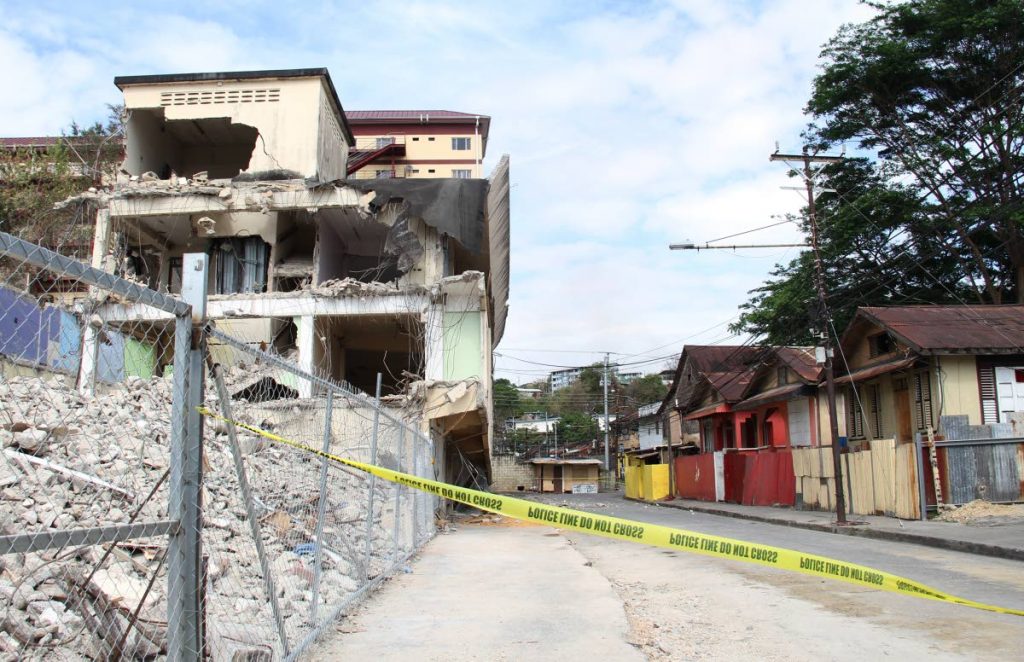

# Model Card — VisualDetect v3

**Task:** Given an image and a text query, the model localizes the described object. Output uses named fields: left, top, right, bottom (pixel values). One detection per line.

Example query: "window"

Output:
left=428, top=169, right=436, bottom=173
left=412, top=137, right=420, bottom=141
left=167, top=257, right=183, bottom=294
left=777, top=366, right=789, bottom=385
left=847, top=386, right=865, bottom=439
left=452, top=169, right=472, bottom=179
left=375, top=137, right=395, bottom=148
left=913, top=371, right=933, bottom=431
left=428, top=137, right=435, bottom=142
left=868, top=333, right=896, bottom=358
left=452, top=137, right=472, bottom=150
left=213, top=237, right=269, bottom=294
left=701, top=419, right=713, bottom=452
left=868, top=383, right=883, bottom=438
left=374, top=170, right=393, bottom=179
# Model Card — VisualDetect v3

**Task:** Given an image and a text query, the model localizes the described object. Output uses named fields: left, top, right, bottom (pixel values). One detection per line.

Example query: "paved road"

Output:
left=311, top=493, right=1024, bottom=660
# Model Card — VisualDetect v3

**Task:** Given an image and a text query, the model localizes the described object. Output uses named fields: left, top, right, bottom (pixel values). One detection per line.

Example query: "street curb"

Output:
left=624, top=497, right=1024, bottom=562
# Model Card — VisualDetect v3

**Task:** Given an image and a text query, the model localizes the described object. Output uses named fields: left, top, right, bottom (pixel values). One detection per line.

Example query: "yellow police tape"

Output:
left=198, top=407, right=1024, bottom=617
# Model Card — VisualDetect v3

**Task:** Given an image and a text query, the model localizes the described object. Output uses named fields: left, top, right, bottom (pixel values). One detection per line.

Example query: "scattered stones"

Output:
left=0, top=367, right=430, bottom=660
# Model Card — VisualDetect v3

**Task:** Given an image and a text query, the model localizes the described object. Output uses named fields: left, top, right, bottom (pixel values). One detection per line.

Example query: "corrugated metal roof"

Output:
left=347, top=110, right=488, bottom=120
left=834, top=357, right=918, bottom=384
left=858, top=305, right=1024, bottom=354
left=733, top=383, right=814, bottom=412
left=774, top=346, right=822, bottom=382
left=0, top=137, right=61, bottom=148
left=528, top=458, right=602, bottom=465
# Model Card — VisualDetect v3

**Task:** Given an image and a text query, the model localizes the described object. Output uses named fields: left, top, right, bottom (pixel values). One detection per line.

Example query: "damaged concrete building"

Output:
left=80, top=68, right=510, bottom=485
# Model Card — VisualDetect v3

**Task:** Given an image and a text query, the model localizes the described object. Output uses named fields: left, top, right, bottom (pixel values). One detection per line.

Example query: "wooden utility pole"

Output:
left=770, top=148, right=847, bottom=523
left=603, top=353, right=611, bottom=472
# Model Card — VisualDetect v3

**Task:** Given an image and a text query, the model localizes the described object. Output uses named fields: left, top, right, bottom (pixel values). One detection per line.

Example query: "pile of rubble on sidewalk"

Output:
left=0, top=363, right=410, bottom=660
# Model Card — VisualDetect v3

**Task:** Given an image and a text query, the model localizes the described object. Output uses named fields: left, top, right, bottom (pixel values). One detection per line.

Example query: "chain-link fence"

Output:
left=0, top=230, right=191, bottom=659
left=0, top=232, right=438, bottom=660
left=200, top=326, right=436, bottom=660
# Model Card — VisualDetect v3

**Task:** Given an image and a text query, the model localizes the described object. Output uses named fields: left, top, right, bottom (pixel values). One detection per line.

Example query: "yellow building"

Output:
left=346, top=110, right=489, bottom=179
left=529, top=459, right=601, bottom=494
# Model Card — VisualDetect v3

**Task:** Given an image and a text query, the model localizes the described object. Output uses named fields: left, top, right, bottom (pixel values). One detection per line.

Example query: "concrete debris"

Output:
left=231, top=376, right=299, bottom=403
left=934, top=499, right=1024, bottom=525
left=306, top=277, right=407, bottom=298
left=0, top=364, right=424, bottom=660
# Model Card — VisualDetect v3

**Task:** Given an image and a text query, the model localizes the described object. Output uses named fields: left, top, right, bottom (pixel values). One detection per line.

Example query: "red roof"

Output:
left=686, top=345, right=765, bottom=402
left=346, top=110, right=487, bottom=121
left=774, top=346, right=822, bottom=382
left=857, top=305, right=1024, bottom=354
left=0, top=137, right=62, bottom=148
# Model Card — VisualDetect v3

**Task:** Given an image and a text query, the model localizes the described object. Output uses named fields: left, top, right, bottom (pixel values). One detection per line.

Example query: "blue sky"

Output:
left=0, top=0, right=876, bottom=383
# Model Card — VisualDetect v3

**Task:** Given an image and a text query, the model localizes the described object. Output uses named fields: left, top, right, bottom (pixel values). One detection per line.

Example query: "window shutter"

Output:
left=978, top=365, right=997, bottom=424
left=869, top=384, right=882, bottom=439
left=913, top=372, right=933, bottom=431
left=920, top=372, right=932, bottom=430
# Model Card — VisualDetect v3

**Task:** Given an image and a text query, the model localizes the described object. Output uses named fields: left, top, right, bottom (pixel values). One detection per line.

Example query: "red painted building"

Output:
left=660, top=346, right=823, bottom=506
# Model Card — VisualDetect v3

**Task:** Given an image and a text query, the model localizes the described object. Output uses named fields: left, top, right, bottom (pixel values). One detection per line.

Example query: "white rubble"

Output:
left=0, top=363, right=431, bottom=660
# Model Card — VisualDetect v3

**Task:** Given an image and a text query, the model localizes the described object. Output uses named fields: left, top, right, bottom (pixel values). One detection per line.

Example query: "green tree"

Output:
left=492, top=378, right=524, bottom=425
left=578, top=365, right=603, bottom=394
left=0, top=104, right=123, bottom=252
left=625, top=374, right=668, bottom=407
left=735, top=0, right=1024, bottom=340
left=735, top=159, right=964, bottom=343
left=807, top=0, right=1024, bottom=302
left=556, top=411, right=599, bottom=444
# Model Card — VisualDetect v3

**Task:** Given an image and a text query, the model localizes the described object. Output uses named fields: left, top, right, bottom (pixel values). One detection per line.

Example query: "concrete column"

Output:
left=90, top=207, right=111, bottom=270
left=423, top=305, right=444, bottom=381
left=297, top=314, right=315, bottom=398
left=78, top=207, right=112, bottom=395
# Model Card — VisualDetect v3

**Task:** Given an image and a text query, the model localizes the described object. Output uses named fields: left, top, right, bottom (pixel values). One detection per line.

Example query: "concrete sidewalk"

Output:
left=308, top=521, right=644, bottom=661
left=638, top=497, right=1024, bottom=561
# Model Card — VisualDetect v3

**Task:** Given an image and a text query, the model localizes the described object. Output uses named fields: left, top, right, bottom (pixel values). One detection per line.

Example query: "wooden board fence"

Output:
left=791, top=441, right=919, bottom=520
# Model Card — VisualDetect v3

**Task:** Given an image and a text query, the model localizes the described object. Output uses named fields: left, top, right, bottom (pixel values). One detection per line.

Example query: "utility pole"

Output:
left=770, top=147, right=847, bottom=524
left=603, top=353, right=611, bottom=472
left=544, top=411, right=550, bottom=457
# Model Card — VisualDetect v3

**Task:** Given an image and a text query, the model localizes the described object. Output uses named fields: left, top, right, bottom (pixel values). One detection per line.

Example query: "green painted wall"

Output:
left=124, top=339, right=156, bottom=379
left=443, top=311, right=482, bottom=381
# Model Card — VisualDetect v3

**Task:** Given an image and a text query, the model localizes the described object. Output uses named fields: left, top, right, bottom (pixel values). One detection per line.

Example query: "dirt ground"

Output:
left=935, top=499, right=1024, bottom=526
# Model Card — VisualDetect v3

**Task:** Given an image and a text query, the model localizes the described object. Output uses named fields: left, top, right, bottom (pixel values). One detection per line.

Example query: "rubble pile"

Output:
left=0, top=365, right=423, bottom=660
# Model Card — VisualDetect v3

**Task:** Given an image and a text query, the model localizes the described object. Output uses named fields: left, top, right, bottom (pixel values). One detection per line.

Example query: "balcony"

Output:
left=346, top=135, right=407, bottom=176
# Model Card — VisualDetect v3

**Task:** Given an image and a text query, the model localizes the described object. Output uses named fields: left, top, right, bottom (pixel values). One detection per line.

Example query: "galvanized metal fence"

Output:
left=0, top=230, right=196, bottom=659
left=0, top=232, right=437, bottom=660
left=201, top=325, right=436, bottom=661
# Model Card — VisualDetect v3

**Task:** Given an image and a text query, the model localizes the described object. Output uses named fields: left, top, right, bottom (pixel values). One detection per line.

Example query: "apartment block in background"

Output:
left=346, top=110, right=489, bottom=180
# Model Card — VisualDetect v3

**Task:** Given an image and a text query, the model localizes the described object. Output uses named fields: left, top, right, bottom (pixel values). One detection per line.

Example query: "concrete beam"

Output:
left=95, top=292, right=432, bottom=323
left=109, top=185, right=366, bottom=218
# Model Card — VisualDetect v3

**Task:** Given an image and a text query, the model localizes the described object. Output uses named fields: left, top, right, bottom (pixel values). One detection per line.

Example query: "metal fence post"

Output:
left=914, top=431, right=927, bottom=521
left=165, top=310, right=192, bottom=662
left=412, top=431, right=421, bottom=547
left=392, top=426, right=405, bottom=566
left=167, top=253, right=207, bottom=661
left=310, top=389, right=335, bottom=624
left=364, top=373, right=383, bottom=578
left=210, top=364, right=290, bottom=656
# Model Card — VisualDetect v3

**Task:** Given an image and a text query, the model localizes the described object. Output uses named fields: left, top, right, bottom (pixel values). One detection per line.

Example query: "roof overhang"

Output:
left=834, top=357, right=918, bottom=385
left=733, top=384, right=814, bottom=412
left=683, top=402, right=731, bottom=420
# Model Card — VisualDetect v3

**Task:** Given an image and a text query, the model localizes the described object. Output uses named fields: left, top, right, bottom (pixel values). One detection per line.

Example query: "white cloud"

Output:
left=0, top=0, right=878, bottom=383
